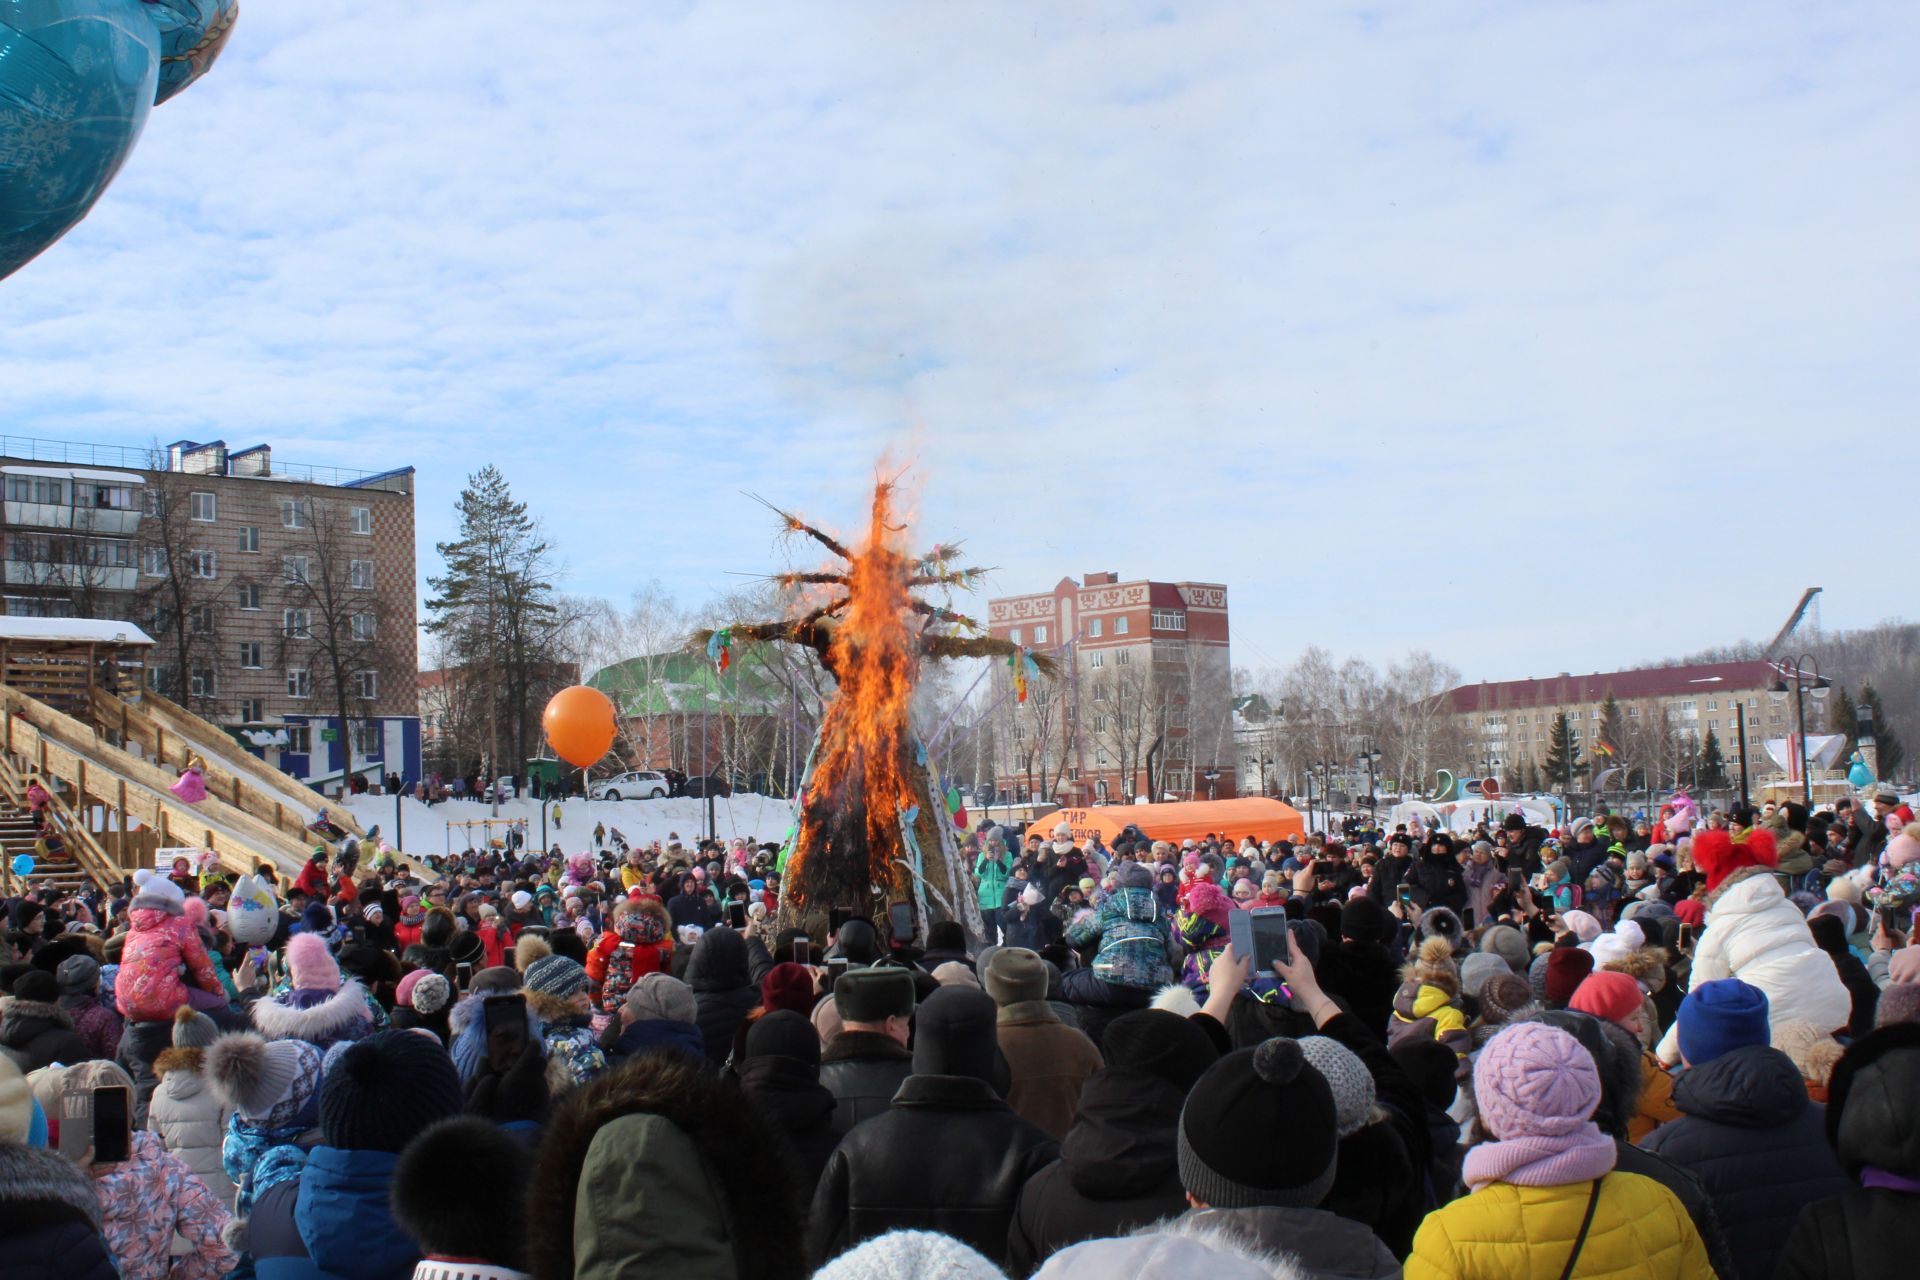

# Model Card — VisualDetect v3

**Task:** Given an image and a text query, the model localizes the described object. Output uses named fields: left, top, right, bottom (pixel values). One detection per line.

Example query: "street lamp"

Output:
left=1304, top=764, right=1316, bottom=833
left=1770, top=655, right=1831, bottom=808
left=1357, top=742, right=1383, bottom=821
left=1262, top=756, right=1275, bottom=798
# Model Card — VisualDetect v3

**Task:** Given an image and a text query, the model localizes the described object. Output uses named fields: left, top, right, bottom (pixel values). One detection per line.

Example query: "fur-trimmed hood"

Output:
left=250, top=978, right=373, bottom=1043
left=526, top=1055, right=806, bottom=1280
left=153, top=1046, right=205, bottom=1078
left=1117, top=1207, right=1396, bottom=1279
left=1600, top=945, right=1670, bottom=992
left=0, top=1141, right=101, bottom=1222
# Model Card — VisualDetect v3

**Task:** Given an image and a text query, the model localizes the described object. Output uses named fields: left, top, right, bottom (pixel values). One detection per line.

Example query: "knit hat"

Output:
left=172, top=1004, right=219, bottom=1050
left=814, top=1230, right=1010, bottom=1280
left=1692, top=828, right=1779, bottom=894
left=982, top=947, right=1050, bottom=1006
left=625, top=973, right=697, bottom=1024
left=510, top=890, right=533, bottom=911
left=131, top=867, right=185, bottom=915
left=1542, top=948, right=1595, bottom=1008
left=1480, top=973, right=1538, bottom=1025
left=1459, top=952, right=1510, bottom=1002
left=320, top=1029, right=462, bottom=1152
left=1113, top=860, right=1154, bottom=890
left=744, top=1009, right=821, bottom=1069
left=1185, top=881, right=1232, bottom=929
left=760, top=963, right=816, bottom=1016
left=287, top=932, right=341, bottom=993
left=832, top=966, right=916, bottom=1024
left=54, top=953, right=99, bottom=995
left=1568, top=971, right=1643, bottom=1026
left=1672, top=897, right=1706, bottom=928
left=1473, top=1022, right=1602, bottom=1142
left=1019, top=884, right=1045, bottom=908
left=1558, top=909, right=1601, bottom=944
left=1340, top=895, right=1396, bottom=945
left=1297, top=1036, right=1375, bottom=1138
left=522, top=954, right=588, bottom=1000
left=408, top=973, right=452, bottom=1016
left=1099, top=1010, right=1219, bottom=1092
left=1677, top=978, right=1770, bottom=1066
left=932, top=962, right=980, bottom=988
left=1178, top=1039, right=1337, bottom=1209
left=206, top=1033, right=324, bottom=1124
left=1479, top=924, right=1530, bottom=974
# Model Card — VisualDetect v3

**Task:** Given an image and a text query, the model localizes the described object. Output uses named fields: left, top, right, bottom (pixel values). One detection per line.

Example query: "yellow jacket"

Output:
left=1407, top=1171, right=1712, bottom=1280
left=621, top=864, right=649, bottom=893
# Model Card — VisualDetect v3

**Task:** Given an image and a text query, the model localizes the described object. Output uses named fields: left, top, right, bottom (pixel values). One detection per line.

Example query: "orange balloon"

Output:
left=543, top=685, right=617, bottom=768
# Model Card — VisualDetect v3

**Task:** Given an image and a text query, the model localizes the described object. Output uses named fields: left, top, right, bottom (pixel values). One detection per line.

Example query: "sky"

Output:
left=3, top=1, right=1915, bottom=684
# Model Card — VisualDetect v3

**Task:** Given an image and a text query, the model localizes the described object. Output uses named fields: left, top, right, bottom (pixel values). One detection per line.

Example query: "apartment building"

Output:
left=987, top=572, right=1233, bottom=805
left=0, top=437, right=420, bottom=789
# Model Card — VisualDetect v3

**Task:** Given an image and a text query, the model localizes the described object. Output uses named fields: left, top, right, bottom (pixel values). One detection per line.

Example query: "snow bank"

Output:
left=341, top=792, right=797, bottom=858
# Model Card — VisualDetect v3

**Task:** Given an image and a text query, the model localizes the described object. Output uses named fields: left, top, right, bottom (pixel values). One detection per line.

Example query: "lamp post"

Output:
left=1735, top=701, right=1750, bottom=809
left=1304, top=765, right=1316, bottom=834
left=1358, top=742, right=1382, bottom=821
left=1262, top=756, right=1275, bottom=798
left=1770, top=655, right=1830, bottom=809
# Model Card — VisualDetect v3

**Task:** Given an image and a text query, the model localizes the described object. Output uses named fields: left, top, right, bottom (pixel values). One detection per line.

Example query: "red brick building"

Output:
left=987, top=572, right=1233, bottom=807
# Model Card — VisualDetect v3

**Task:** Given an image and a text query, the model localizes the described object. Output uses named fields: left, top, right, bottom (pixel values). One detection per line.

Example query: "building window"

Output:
left=147, top=666, right=171, bottom=694
left=239, top=642, right=262, bottom=668
left=188, top=604, right=213, bottom=634
left=142, top=547, right=168, bottom=577
left=350, top=719, right=380, bottom=754
left=237, top=526, right=259, bottom=553
left=1092, top=715, right=1107, bottom=732
left=287, top=668, right=311, bottom=699
left=239, top=698, right=262, bottom=723
left=190, top=492, right=216, bottom=522
left=1708, top=719, right=1719, bottom=730
left=1096, top=747, right=1109, bottom=766
left=1089, top=652, right=1104, bottom=668
left=282, top=555, right=309, bottom=584
left=237, top=583, right=262, bottom=611
left=1628, top=706, right=1640, bottom=717
left=1707, top=699, right=1718, bottom=710
left=1117, top=649, right=1131, bottom=665
left=1115, top=617, right=1129, bottom=635
left=1682, top=700, right=1696, bottom=710
left=1093, top=681, right=1107, bottom=702
left=1089, top=618, right=1103, bottom=638
left=282, top=609, right=311, bottom=639
left=353, top=669, right=378, bottom=700
left=350, top=506, right=371, bottom=535
left=349, top=559, right=373, bottom=590
left=1151, top=609, right=1186, bottom=631
left=351, top=612, right=376, bottom=641
left=281, top=499, right=306, bottom=529
left=189, top=667, right=217, bottom=697
left=286, top=724, right=311, bottom=753
left=190, top=549, right=217, bottom=579
left=1009, top=628, right=1022, bottom=646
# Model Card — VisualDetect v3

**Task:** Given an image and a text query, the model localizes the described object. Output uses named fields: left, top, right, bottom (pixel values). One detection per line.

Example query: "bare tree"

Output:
left=133, top=468, right=224, bottom=712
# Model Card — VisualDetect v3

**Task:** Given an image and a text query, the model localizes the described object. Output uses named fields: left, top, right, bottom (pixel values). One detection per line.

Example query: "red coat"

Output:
left=294, top=860, right=328, bottom=899
left=477, top=921, right=511, bottom=970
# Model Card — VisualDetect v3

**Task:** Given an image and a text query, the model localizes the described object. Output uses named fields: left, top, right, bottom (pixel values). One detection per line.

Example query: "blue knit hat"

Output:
left=1678, top=978, right=1770, bottom=1066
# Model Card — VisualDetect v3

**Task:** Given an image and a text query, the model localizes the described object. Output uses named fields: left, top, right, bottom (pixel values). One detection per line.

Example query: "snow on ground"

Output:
left=342, top=792, right=798, bottom=858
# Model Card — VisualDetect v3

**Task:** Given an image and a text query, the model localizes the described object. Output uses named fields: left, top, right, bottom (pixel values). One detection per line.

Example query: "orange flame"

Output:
left=787, top=480, right=920, bottom=911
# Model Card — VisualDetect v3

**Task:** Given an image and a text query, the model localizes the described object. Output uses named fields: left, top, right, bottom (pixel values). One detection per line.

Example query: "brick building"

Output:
left=987, top=572, right=1233, bottom=806
left=0, top=436, right=420, bottom=788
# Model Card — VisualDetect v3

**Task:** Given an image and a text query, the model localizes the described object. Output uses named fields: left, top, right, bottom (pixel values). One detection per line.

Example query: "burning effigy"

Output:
left=697, top=476, right=1051, bottom=941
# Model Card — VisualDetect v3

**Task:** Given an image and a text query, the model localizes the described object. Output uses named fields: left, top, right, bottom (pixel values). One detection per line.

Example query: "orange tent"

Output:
left=1025, top=798, right=1306, bottom=849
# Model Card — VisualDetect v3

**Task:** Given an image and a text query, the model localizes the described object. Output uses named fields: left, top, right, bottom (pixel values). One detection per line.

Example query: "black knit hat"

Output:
left=1102, top=1010, right=1220, bottom=1092
left=744, top=1009, right=821, bottom=1069
left=391, top=1116, right=529, bottom=1269
left=320, top=1030, right=462, bottom=1152
left=1340, top=896, right=1395, bottom=945
left=1178, top=1039, right=1339, bottom=1209
left=912, top=985, right=1009, bottom=1090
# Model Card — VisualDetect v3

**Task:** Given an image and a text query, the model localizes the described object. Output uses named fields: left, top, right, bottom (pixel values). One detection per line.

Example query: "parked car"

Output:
left=682, top=774, right=734, bottom=799
left=591, top=770, right=670, bottom=801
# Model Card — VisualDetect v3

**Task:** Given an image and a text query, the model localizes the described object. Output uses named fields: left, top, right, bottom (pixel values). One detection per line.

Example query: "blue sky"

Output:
left=3, top=1, right=1914, bottom=680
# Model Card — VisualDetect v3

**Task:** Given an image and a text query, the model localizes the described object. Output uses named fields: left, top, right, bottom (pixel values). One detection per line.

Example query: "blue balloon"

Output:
left=1, top=0, right=236, bottom=281
left=11, top=853, right=34, bottom=877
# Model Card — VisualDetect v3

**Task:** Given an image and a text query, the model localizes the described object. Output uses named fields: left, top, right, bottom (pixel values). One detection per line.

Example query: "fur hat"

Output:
left=1772, top=1019, right=1844, bottom=1089
left=131, top=867, right=184, bottom=915
left=206, top=1032, right=323, bottom=1124
left=830, top=967, right=915, bottom=1024
left=407, top=973, right=453, bottom=1016
left=391, top=1117, right=530, bottom=1270
left=1418, top=906, right=1465, bottom=952
left=983, top=947, right=1050, bottom=1006
left=1692, top=828, right=1779, bottom=895
left=286, top=931, right=341, bottom=993
left=1407, top=935, right=1459, bottom=997
left=1185, top=881, right=1233, bottom=930
left=514, top=933, right=553, bottom=973
left=814, top=1230, right=1008, bottom=1280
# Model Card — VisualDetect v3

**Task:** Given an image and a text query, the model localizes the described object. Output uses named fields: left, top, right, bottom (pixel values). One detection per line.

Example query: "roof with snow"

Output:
left=0, top=618, right=155, bottom=647
left=1445, top=660, right=1790, bottom=712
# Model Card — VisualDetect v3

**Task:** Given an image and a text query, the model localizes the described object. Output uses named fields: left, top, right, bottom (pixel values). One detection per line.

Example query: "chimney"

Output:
left=1084, top=571, right=1117, bottom=586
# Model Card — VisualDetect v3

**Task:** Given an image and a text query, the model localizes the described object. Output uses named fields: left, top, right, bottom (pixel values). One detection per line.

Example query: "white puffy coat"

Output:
left=146, top=1048, right=237, bottom=1208
left=1656, top=867, right=1850, bottom=1064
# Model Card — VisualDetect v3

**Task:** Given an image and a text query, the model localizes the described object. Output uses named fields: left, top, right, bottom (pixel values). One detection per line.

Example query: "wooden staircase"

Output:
left=0, top=776, right=103, bottom=899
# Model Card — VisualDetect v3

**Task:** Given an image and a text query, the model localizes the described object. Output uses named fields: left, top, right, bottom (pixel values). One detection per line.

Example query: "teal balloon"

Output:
left=1, top=1, right=237, bottom=280
left=11, top=853, right=34, bottom=877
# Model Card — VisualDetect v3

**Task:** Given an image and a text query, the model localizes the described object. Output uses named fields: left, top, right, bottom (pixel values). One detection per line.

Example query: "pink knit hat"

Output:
left=1473, top=1022, right=1602, bottom=1141
left=395, top=968, right=428, bottom=1008
left=1186, top=881, right=1233, bottom=929
left=287, top=932, right=341, bottom=993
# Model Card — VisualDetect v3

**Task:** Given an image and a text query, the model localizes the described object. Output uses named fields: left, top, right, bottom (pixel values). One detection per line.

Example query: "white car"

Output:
left=590, top=770, right=669, bottom=801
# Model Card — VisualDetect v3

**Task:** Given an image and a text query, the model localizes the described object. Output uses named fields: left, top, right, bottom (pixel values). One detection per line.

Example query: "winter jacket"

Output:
left=1637, top=1045, right=1849, bottom=1280
left=538, top=1014, right=608, bottom=1089
left=1612, top=1141, right=1739, bottom=1280
left=818, top=1029, right=915, bottom=1138
left=116, top=907, right=226, bottom=1024
left=1410, top=852, right=1467, bottom=914
left=1176, top=896, right=1231, bottom=990
left=1007, top=1067, right=1193, bottom=1276
left=60, top=993, right=125, bottom=1062
left=149, top=1046, right=238, bottom=1209
left=809, top=1071, right=1058, bottom=1268
left=996, top=1001, right=1103, bottom=1141
left=1001, top=902, right=1065, bottom=950
left=251, top=1145, right=416, bottom=1280
left=251, top=982, right=376, bottom=1052
left=0, top=1141, right=119, bottom=1280
left=1164, top=1205, right=1400, bottom=1280
left=1655, top=868, right=1849, bottom=1064
left=1407, top=1171, right=1711, bottom=1279
left=1389, top=981, right=1470, bottom=1063
left=976, top=854, right=1011, bottom=913
left=600, top=1016, right=708, bottom=1068
left=1317, top=940, right=1402, bottom=1040
left=736, top=1053, right=840, bottom=1200
left=1064, top=885, right=1175, bottom=991
left=0, top=996, right=93, bottom=1071
left=93, top=1129, right=236, bottom=1280
left=584, top=900, right=673, bottom=1015
left=686, top=927, right=761, bottom=1064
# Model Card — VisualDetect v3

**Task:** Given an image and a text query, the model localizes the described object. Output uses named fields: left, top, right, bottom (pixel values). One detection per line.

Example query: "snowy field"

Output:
left=341, top=792, right=798, bottom=859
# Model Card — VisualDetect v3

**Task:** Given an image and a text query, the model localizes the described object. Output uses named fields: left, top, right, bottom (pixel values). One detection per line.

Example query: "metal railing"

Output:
left=0, top=434, right=378, bottom=488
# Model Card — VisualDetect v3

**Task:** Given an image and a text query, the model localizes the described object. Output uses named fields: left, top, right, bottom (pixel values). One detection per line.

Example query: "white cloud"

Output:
left=2, top=1, right=1913, bottom=679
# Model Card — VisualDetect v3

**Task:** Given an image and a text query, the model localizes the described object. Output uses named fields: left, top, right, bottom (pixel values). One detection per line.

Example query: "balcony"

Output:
left=2, top=561, right=137, bottom=592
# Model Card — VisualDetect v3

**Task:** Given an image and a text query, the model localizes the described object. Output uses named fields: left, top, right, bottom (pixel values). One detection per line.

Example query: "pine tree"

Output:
left=1697, top=727, right=1728, bottom=789
left=1543, top=712, right=1584, bottom=795
left=1860, top=683, right=1905, bottom=778
left=1593, top=694, right=1627, bottom=786
left=1829, top=686, right=1860, bottom=745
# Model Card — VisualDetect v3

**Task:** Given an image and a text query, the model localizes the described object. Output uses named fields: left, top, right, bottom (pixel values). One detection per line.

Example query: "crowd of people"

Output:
left=1, top=788, right=1916, bottom=1279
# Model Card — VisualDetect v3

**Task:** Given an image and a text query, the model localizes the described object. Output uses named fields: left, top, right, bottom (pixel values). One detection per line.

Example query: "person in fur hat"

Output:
left=391, top=1117, right=533, bottom=1280
left=1389, top=935, right=1470, bottom=1065
left=250, top=932, right=374, bottom=1051
left=1654, top=828, right=1851, bottom=1066
left=585, top=894, right=673, bottom=1016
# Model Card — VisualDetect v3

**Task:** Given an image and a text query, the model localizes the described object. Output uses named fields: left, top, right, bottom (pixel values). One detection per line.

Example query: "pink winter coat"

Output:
left=115, top=908, right=224, bottom=1024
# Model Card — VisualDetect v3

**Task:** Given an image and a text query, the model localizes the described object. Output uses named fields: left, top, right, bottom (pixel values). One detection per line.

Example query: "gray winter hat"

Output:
left=624, top=973, right=696, bottom=1024
left=55, top=954, right=100, bottom=995
left=172, top=1005, right=220, bottom=1050
left=1460, top=952, right=1511, bottom=1003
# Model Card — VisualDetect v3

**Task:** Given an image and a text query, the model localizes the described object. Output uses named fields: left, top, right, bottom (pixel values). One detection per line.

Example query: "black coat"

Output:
left=1313, top=1011, right=1430, bottom=1260
left=1612, top=1140, right=1739, bottom=1280
left=0, top=1144, right=117, bottom=1280
left=1315, top=941, right=1402, bottom=1042
left=1639, top=1045, right=1850, bottom=1280
left=1408, top=853, right=1467, bottom=914
left=0, top=999, right=93, bottom=1073
left=686, top=928, right=761, bottom=1065
left=817, top=1031, right=914, bottom=1138
left=809, top=1073, right=1058, bottom=1269
left=1008, top=1067, right=1189, bottom=1276
left=736, top=1055, right=841, bottom=1201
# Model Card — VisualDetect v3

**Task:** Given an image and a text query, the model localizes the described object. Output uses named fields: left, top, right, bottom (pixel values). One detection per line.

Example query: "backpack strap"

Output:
left=1558, top=1176, right=1606, bottom=1280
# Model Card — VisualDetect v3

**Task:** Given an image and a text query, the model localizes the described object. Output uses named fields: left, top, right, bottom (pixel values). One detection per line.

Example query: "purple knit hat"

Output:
left=1473, top=1021, right=1601, bottom=1140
